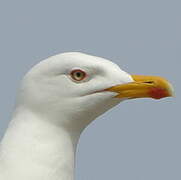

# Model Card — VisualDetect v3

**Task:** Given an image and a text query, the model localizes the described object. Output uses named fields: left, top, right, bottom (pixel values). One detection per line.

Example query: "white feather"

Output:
left=0, top=52, right=133, bottom=180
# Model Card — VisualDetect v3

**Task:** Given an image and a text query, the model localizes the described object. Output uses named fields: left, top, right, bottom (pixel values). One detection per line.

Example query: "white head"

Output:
left=16, top=52, right=173, bottom=132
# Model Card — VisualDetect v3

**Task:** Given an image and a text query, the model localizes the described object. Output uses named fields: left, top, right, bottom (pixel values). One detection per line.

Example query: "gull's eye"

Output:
left=70, top=69, right=87, bottom=81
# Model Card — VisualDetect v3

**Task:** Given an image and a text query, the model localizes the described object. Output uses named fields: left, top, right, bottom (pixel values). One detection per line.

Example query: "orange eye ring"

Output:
left=70, top=69, right=87, bottom=81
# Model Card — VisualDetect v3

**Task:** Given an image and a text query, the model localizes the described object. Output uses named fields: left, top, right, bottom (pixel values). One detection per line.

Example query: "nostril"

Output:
left=144, top=81, right=155, bottom=84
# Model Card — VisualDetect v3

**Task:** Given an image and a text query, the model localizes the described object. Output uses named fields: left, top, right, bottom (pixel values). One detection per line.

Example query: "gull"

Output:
left=0, top=52, right=173, bottom=180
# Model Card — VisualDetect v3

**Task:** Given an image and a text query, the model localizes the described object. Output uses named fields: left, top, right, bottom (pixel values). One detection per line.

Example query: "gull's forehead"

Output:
left=30, top=52, right=129, bottom=81
left=55, top=52, right=121, bottom=71
left=54, top=52, right=132, bottom=83
left=26, top=52, right=133, bottom=91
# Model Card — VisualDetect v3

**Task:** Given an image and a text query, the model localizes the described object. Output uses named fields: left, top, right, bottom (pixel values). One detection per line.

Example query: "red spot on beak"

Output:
left=149, top=87, right=169, bottom=99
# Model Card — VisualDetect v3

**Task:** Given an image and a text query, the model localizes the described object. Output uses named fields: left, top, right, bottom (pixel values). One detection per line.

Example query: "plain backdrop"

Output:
left=0, top=0, right=180, bottom=180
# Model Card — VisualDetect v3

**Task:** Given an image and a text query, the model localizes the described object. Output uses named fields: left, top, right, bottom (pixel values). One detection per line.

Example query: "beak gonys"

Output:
left=106, top=75, right=174, bottom=100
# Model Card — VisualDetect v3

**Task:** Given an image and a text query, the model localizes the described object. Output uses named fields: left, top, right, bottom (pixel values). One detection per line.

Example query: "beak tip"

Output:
left=166, top=81, right=175, bottom=98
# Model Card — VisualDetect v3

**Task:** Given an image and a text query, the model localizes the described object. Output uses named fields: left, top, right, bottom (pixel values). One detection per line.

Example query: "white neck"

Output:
left=0, top=107, right=82, bottom=180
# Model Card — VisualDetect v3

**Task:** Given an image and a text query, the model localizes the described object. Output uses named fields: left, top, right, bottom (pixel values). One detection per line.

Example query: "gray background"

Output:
left=0, top=0, right=180, bottom=179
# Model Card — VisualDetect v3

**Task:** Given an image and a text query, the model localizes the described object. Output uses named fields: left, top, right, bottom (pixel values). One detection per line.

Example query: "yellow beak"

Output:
left=106, top=75, right=174, bottom=99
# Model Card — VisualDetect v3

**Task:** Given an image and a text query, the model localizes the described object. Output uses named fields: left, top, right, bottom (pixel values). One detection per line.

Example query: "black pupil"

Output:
left=76, top=72, right=82, bottom=77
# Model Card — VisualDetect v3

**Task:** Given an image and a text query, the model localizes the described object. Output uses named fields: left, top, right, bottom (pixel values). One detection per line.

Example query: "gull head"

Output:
left=17, top=52, right=173, bottom=131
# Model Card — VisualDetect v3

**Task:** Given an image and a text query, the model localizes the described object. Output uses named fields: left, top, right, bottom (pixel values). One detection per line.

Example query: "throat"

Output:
left=0, top=109, right=81, bottom=180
